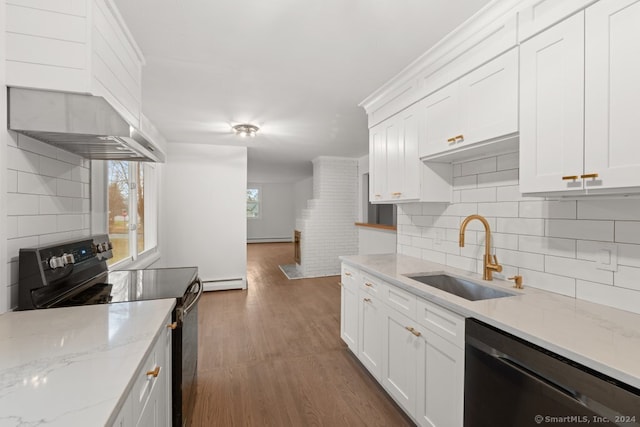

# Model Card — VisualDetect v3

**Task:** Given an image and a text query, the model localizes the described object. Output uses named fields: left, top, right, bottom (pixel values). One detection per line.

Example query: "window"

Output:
left=107, top=161, right=157, bottom=265
left=247, top=187, right=260, bottom=218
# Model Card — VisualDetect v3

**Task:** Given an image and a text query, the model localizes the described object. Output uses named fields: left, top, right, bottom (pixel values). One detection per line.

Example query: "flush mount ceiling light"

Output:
left=232, top=123, right=259, bottom=138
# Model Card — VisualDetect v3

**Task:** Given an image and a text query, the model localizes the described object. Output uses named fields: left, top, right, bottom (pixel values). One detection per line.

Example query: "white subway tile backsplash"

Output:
left=57, top=179, right=83, bottom=197
left=40, top=158, right=73, bottom=179
left=40, top=196, right=75, bottom=215
left=460, top=157, right=496, bottom=176
left=545, top=255, right=613, bottom=285
left=477, top=169, right=518, bottom=188
left=477, top=202, right=519, bottom=218
left=519, top=201, right=576, bottom=219
left=7, top=217, right=18, bottom=239
left=17, top=215, right=57, bottom=237
left=520, top=269, right=576, bottom=297
left=546, top=219, right=613, bottom=242
left=618, top=243, right=640, bottom=268
left=497, top=218, right=544, bottom=236
left=8, top=146, right=40, bottom=174
left=614, top=265, right=640, bottom=292
left=56, top=148, right=83, bottom=166
left=577, top=280, right=640, bottom=315
left=58, top=214, right=84, bottom=232
left=7, top=170, right=18, bottom=193
left=519, top=235, right=575, bottom=258
left=397, top=154, right=640, bottom=314
left=17, top=172, right=56, bottom=195
left=7, top=193, right=39, bottom=216
left=460, top=187, right=496, bottom=203
left=615, top=222, right=640, bottom=244
left=496, top=152, right=518, bottom=171
left=577, top=199, right=640, bottom=221
left=17, top=134, right=58, bottom=158
left=7, top=236, right=39, bottom=260
left=453, top=175, right=477, bottom=189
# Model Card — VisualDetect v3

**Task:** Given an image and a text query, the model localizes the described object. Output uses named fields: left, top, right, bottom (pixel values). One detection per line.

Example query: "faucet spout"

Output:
left=459, top=215, right=502, bottom=281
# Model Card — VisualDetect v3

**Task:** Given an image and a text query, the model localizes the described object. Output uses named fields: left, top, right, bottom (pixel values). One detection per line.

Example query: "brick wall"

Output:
left=296, top=157, right=358, bottom=277
left=5, top=132, right=91, bottom=309
left=398, top=152, right=640, bottom=315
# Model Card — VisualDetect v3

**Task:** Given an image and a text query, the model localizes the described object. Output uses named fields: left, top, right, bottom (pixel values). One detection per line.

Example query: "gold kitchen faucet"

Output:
left=459, top=215, right=503, bottom=281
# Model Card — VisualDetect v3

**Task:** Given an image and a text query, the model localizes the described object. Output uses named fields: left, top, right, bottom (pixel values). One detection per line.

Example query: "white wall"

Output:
left=294, top=176, right=313, bottom=220
left=358, top=227, right=396, bottom=255
left=157, top=143, right=247, bottom=290
left=357, top=154, right=369, bottom=223
left=247, top=182, right=295, bottom=243
left=398, top=153, right=640, bottom=315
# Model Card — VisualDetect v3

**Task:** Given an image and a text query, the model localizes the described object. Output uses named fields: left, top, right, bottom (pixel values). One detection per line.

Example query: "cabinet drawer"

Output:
left=341, top=264, right=360, bottom=292
left=360, top=274, right=388, bottom=298
left=416, top=298, right=465, bottom=349
left=131, top=318, right=168, bottom=422
left=380, top=284, right=417, bottom=318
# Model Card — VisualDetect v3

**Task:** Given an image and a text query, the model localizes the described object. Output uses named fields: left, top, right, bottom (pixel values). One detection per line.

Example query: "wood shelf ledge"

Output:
left=354, top=222, right=397, bottom=231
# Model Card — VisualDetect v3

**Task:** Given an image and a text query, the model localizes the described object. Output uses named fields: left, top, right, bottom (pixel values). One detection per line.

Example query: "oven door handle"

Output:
left=183, top=277, right=203, bottom=316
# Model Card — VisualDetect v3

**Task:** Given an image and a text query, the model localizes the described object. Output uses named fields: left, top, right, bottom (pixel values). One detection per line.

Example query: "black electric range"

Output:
left=17, top=235, right=202, bottom=427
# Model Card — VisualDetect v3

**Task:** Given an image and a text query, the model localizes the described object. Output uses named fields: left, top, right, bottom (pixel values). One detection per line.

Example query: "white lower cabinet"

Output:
left=340, top=266, right=360, bottom=353
left=358, top=290, right=384, bottom=380
left=416, top=329, right=464, bottom=427
left=340, top=263, right=465, bottom=427
left=110, top=312, right=172, bottom=427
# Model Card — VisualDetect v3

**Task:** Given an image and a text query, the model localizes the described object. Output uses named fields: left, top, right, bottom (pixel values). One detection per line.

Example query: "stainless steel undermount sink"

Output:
left=405, top=273, right=516, bottom=301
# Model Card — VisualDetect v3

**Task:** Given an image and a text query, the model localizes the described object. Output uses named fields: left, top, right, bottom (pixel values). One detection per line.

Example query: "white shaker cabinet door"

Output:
left=369, top=123, right=387, bottom=202
left=584, top=0, right=640, bottom=192
left=416, top=330, right=464, bottom=427
left=418, top=83, right=460, bottom=159
left=340, top=281, right=359, bottom=352
left=358, top=291, right=384, bottom=380
left=397, top=105, right=421, bottom=201
left=519, top=12, right=585, bottom=194
left=381, top=307, right=420, bottom=417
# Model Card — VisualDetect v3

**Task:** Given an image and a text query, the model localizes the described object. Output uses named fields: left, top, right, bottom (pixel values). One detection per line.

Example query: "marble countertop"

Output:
left=341, top=253, right=640, bottom=390
left=0, top=299, right=175, bottom=426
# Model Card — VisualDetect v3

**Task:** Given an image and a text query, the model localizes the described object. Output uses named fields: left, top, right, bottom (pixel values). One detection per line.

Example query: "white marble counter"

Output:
left=341, top=253, right=640, bottom=390
left=0, top=299, right=175, bottom=426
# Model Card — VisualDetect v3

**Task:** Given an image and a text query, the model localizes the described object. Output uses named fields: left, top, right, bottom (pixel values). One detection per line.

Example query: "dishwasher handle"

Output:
left=183, top=277, right=203, bottom=316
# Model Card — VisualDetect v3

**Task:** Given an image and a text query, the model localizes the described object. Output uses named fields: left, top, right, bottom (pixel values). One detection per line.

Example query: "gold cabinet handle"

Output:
left=363, top=298, right=372, bottom=303
left=344, top=272, right=352, bottom=276
left=374, top=194, right=381, bottom=198
left=454, top=134, right=464, bottom=141
left=338, top=282, right=343, bottom=287
left=447, top=137, right=456, bottom=144
left=562, top=175, right=579, bottom=181
left=392, top=192, right=402, bottom=196
left=405, top=326, right=422, bottom=337
left=167, top=322, right=177, bottom=330
left=146, top=366, right=160, bottom=378
left=581, top=173, right=599, bottom=179
left=364, top=282, right=373, bottom=287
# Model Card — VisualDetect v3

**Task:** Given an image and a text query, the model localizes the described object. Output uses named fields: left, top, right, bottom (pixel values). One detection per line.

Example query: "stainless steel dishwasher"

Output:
left=465, top=319, right=640, bottom=427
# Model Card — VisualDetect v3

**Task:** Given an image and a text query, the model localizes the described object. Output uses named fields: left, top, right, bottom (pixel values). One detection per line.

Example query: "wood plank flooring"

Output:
left=191, top=242, right=413, bottom=426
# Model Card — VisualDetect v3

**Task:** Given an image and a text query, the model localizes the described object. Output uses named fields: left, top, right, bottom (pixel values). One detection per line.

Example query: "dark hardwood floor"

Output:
left=191, top=242, right=413, bottom=426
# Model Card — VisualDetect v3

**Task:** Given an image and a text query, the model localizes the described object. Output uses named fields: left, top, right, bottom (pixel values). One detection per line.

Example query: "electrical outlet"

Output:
left=596, top=242, right=618, bottom=272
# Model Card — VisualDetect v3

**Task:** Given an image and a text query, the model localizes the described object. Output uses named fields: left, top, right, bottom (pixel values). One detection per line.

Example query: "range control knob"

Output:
left=61, top=253, right=75, bottom=265
left=49, top=256, right=65, bottom=269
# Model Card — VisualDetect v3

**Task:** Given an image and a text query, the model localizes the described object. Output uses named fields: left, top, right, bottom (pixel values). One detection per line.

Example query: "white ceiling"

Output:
left=114, top=0, right=492, bottom=182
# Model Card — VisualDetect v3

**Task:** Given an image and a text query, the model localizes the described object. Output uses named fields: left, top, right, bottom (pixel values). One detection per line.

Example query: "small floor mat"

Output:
left=279, top=264, right=307, bottom=280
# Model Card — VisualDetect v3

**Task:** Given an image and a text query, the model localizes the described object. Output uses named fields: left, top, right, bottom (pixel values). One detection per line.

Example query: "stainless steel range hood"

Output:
left=8, top=87, right=165, bottom=162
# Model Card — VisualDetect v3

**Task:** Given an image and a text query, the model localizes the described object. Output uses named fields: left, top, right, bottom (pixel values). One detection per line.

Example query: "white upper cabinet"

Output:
left=584, top=0, right=640, bottom=192
left=518, top=0, right=598, bottom=41
left=520, top=0, right=640, bottom=195
left=5, top=0, right=144, bottom=127
left=419, top=48, right=519, bottom=162
left=519, top=12, right=585, bottom=194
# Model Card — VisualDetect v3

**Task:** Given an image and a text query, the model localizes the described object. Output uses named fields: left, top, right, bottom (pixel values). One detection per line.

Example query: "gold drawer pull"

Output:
left=364, top=282, right=373, bottom=287
left=454, top=134, right=464, bottom=141
left=392, top=192, right=402, bottom=196
left=405, top=326, right=422, bottom=337
left=562, top=175, right=578, bottom=181
left=338, top=282, right=343, bottom=287
left=363, top=298, right=372, bottom=303
left=344, top=272, right=352, bottom=276
left=374, top=194, right=381, bottom=198
left=581, top=173, right=599, bottom=179
left=146, top=366, right=160, bottom=378
left=167, top=322, right=177, bottom=330
left=447, top=137, right=456, bottom=144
